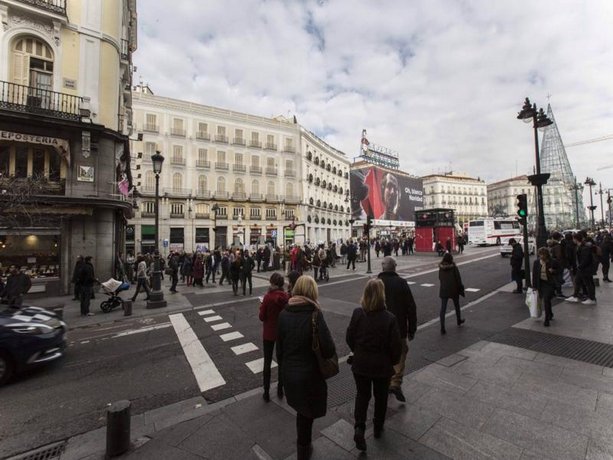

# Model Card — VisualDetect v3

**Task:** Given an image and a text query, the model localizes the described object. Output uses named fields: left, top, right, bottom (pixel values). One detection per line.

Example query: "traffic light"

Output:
left=516, top=194, right=528, bottom=221
left=364, top=215, right=373, bottom=237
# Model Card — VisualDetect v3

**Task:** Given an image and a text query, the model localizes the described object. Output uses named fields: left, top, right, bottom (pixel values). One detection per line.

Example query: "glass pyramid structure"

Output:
left=539, top=103, right=586, bottom=229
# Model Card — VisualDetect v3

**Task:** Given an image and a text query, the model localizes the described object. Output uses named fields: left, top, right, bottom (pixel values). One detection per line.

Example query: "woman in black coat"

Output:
left=438, top=252, right=465, bottom=334
left=532, top=247, right=560, bottom=327
left=277, top=275, right=336, bottom=460
left=346, top=278, right=402, bottom=451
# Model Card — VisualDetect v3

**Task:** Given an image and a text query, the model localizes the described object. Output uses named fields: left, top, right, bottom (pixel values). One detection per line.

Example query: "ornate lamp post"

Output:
left=585, top=177, right=596, bottom=228
left=147, top=151, right=167, bottom=309
left=211, top=203, right=219, bottom=249
left=596, top=183, right=605, bottom=227
left=569, top=179, right=584, bottom=228
left=517, top=97, right=553, bottom=249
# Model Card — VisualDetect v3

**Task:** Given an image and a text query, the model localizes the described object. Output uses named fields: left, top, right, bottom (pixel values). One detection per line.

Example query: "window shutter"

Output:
left=12, top=52, right=30, bottom=86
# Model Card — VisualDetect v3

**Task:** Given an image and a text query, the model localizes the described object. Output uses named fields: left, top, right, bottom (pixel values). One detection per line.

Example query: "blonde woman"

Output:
left=276, top=275, right=336, bottom=460
left=346, top=278, right=402, bottom=451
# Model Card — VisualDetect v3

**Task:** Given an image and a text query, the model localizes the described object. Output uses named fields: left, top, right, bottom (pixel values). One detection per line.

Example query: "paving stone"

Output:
left=466, top=380, right=548, bottom=419
left=413, top=363, right=478, bottom=394
left=512, top=372, right=598, bottom=411
left=539, top=399, right=613, bottom=443
left=415, top=387, right=495, bottom=430
left=495, top=355, right=564, bottom=380
left=122, top=442, right=205, bottom=460
left=310, top=436, right=355, bottom=459
left=420, top=416, right=523, bottom=460
left=450, top=359, right=522, bottom=388
left=386, top=402, right=441, bottom=440
left=586, top=437, right=613, bottom=460
left=320, top=419, right=355, bottom=452
left=436, top=353, right=469, bottom=367
left=366, top=425, right=451, bottom=460
left=482, top=408, right=589, bottom=460
left=147, top=412, right=216, bottom=447
left=596, top=391, right=613, bottom=413
left=400, top=377, right=435, bottom=404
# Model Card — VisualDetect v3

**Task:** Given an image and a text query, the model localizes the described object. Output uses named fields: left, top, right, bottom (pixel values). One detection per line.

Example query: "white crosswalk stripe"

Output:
left=198, top=309, right=216, bottom=316
left=219, top=331, right=244, bottom=342
left=231, top=343, right=259, bottom=355
left=421, top=283, right=435, bottom=287
left=211, top=322, right=232, bottom=331
left=465, top=288, right=481, bottom=292
left=203, top=315, right=223, bottom=323
left=245, top=357, right=277, bottom=374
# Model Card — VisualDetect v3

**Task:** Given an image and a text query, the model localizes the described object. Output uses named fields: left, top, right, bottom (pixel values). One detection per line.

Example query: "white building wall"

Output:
left=422, top=174, right=488, bottom=225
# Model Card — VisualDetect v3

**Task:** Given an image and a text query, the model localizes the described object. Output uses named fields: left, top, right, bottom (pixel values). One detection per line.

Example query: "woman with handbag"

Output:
left=276, top=275, right=336, bottom=460
left=438, top=252, right=466, bottom=334
left=532, top=247, right=560, bottom=327
left=346, top=278, right=402, bottom=451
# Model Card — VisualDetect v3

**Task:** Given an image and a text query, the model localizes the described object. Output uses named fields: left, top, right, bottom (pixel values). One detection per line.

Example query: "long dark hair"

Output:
left=442, top=252, right=454, bottom=264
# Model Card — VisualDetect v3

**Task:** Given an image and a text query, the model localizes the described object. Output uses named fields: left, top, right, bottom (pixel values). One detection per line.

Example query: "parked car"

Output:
left=0, top=305, right=67, bottom=385
left=500, top=237, right=536, bottom=257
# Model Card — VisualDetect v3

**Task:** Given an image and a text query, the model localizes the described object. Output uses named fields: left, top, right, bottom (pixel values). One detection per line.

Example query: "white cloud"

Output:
left=134, top=0, right=613, bottom=206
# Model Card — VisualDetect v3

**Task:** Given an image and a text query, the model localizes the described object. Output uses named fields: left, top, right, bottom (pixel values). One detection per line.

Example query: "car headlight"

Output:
left=6, top=323, right=54, bottom=335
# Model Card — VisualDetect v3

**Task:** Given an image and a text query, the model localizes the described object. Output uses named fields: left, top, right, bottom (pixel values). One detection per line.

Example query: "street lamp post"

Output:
left=211, top=203, right=219, bottom=249
left=597, top=183, right=605, bottom=228
left=570, top=180, right=583, bottom=229
left=147, top=151, right=167, bottom=309
left=517, top=97, right=553, bottom=249
left=585, top=177, right=596, bottom=229
left=608, top=190, right=612, bottom=229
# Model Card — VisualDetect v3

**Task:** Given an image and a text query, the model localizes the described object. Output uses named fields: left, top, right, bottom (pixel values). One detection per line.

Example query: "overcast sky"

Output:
left=134, top=0, right=613, bottom=205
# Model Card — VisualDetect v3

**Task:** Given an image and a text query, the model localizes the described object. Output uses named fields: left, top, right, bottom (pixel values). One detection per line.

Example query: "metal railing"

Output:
left=195, top=160, right=210, bottom=168
left=250, top=166, right=262, bottom=175
left=196, top=131, right=210, bottom=140
left=170, top=128, right=186, bottom=137
left=266, top=194, right=278, bottom=202
left=170, top=157, right=185, bottom=165
left=265, top=143, right=277, bottom=150
left=233, top=164, right=246, bottom=173
left=265, top=167, right=277, bottom=176
left=213, top=191, right=229, bottom=199
left=284, top=170, right=296, bottom=178
left=195, top=190, right=211, bottom=199
left=232, top=192, right=247, bottom=200
left=249, top=140, right=262, bottom=148
left=215, top=134, right=228, bottom=143
left=15, top=0, right=66, bottom=15
left=143, top=124, right=158, bottom=133
left=215, top=162, right=229, bottom=170
left=283, top=145, right=296, bottom=153
left=233, top=137, right=246, bottom=145
left=249, top=193, right=263, bottom=201
left=164, top=187, right=191, bottom=197
left=0, top=81, right=83, bottom=121
left=284, top=195, right=300, bottom=204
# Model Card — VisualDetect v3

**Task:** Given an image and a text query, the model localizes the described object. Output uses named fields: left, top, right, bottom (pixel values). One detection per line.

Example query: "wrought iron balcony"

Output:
left=284, top=170, right=296, bottom=178
left=196, top=131, right=210, bottom=140
left=170, top=128, right=186, bottom=137
left=195, top=190, right=211, bottom=199
left=143, top=123, right=158, bottom=133
left=249, top=193, right=263, bottom=202
left=15, top=0, right=66, bottom=15
left=163, top=187, right=191, bottom=197
left=250, top=166, right=262, bottom=175
left=170, top=157, right=185, bottom=165
left=195, top=160, right=210, bottom=168
left=283, top=145, right=296, bottom=153
left=250, top=140, right=262, bottom=148
left=233, top=137, right=246, bottom=146
left=266, top=194, right=278, bottom=202
left=284, top=195, right=301, bottom=204
left=265, top=167, right=278, bottom=176
left=215, top=162, right=229, bottom=170
left=265, top=143, right=277, bottom=151
left=232, top=192, right=247, bottom=200
left=233, top=164, right=246, bottom=173
left=213, top=191, right=229, bottom=200
left=215, top=134, right=228, bottom=143
left=0, top=81, right=84, bottom=121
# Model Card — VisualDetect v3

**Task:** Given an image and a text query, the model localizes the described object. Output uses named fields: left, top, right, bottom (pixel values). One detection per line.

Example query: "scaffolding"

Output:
left=539, top=103, right=586, bottom=229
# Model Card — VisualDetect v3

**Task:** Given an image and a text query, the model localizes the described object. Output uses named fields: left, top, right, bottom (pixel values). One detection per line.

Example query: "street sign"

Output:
left=163, top=239, right=169, bottom=248
left=271, top=230, right=277, bottom=237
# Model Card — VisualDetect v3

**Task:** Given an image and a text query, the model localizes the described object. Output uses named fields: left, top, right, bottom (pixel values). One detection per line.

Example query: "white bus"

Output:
left=468, top=218, right=521, bottom=246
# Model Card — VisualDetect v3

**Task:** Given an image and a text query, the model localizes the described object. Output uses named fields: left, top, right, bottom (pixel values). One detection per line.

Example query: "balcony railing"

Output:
left=249, top=140, right=262, bottom=148
left=170, top=157, right=185, bottom=165
left=266, top=215, right=278, bottom=221
left=213, top=191, right=229, bottom=200
left=170, top=212, right=185, bottom=218
left=233, top=164, right=246, bottom=173
left=0, top=81, right=84, bottom=121
left=120, top=38, right=129, bottom=61
left=164, top=187, right=191, bottom=197
left=215, top=162, right=229, bottom=170
left=283, top=145, right=296, bottom=153
left=265, top=143, right=277, bottom=151
left=195, top=160, right=210, bottom=168
left=250, top=166, right=262, bottom=175
left=250, top=214, right=262, bottom=220
left=143, top=124, right=158, bottom=133
left=15, top=0, right=66, bottom=15
left=141, top=212, right=155, bottom=218
left=284, top=170, right=296, bottom=178
left=233, top=137, right=246, bottom=146
left=249, top=193, right=263, bottom=201
left=284, top=195, right=301, bottom=204
left=232, top=192, right=247, bottom=200
left=195, top=213, right=210, bottom=219
left=170, top=128, right=186, bottom=137
left=196, top=131, right=210, bottom=140
left=195, top=190, right=211, bottom=199
left=215, top=134, right=228, bottom=143
left=265, top=167, right=277, bottom=176
left=265, top=194, right=278, bottom=202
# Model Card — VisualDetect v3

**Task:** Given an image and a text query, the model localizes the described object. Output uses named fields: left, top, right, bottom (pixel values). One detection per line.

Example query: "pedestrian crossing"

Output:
left=404, top=277, right=481, bottom=292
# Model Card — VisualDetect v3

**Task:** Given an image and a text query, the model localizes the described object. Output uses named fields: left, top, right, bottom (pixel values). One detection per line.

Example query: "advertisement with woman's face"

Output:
left=350, top=166, right=423, bottom=224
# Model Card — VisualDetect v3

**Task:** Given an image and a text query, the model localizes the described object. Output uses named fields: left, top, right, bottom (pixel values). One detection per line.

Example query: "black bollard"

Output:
left=106, top=400, right=131, bottom=457
left=123, top=299, right=133, bottom=316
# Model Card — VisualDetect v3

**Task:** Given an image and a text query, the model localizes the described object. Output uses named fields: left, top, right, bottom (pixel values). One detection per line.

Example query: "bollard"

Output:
left=106, top=400, right=131, bottom=457
left=123, top=299, right=133, bottom=316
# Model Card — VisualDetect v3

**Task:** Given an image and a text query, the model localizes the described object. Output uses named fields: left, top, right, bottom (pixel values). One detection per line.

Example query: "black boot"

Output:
left=354, top=427, right=367, bottom=451
left=457, top=318, right=465, bottom=326
left=296, top=443, right=312, bottom=460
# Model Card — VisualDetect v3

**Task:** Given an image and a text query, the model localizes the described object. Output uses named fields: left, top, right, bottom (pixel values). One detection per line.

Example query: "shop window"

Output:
left=0, top=233, right=60, bottom=278
left=32, top=149, right=45, bottom=178
left=141, top=224, right=155, bottom=241
left=15, top=147, right=28, bottom=178
left=195, top=227, right=209, bottom=243
left=169, top=227, right=184, bottom=244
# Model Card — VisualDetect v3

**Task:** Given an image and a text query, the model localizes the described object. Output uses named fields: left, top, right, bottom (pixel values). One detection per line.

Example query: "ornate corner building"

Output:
left=128, top=85, right=351, bottom=254
left=0, top=0, right=137, bottom=295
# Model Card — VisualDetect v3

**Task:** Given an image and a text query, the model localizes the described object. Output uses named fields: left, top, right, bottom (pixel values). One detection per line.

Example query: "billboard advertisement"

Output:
left=350, top=166, right=423, bottom=225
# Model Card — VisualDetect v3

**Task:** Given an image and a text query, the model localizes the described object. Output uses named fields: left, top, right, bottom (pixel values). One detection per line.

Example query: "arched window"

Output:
left=267, top=181, right=275, bottom=196
left=235, top=178, right=244, bottom=193
left=12, top=36, right=54, bottom=90
left=217, top=176, right=226, bottom=192
left=251, top=179, right=259, bottom=194
left=172, top=173, right=182, bottom=192
left=198, top=175, right=207, bottom=194
left=145, top=171, right=155, bottom=190
left=285, top=182, right=294, bottom=197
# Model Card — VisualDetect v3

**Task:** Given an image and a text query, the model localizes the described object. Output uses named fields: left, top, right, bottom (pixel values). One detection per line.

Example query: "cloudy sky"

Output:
left=134, top=0, right=613, bottom=204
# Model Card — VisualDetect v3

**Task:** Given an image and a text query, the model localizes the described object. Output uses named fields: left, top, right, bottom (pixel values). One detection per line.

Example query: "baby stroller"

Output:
left=100, top=278, right=130, bottom=313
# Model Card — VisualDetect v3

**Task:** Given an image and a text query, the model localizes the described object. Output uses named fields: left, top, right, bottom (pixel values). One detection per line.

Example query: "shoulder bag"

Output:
left=311, top=310, right=339, bottom=379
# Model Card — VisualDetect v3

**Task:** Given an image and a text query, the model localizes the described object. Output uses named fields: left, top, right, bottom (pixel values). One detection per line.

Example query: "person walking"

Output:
left=79, top=256, right=97, bottom=316
left=259, top=272, right=289, bottom=402
left=346, top=278, right=402, bottom=450
left=71, top=255, right=84, bottom=300
left=276, top=276, right=336, bottom=460
left=241, top=250, right=255, bottom=295
left=192, top=253, right=204, bottom=287
left=599, top=234, right=612, bottom=282
left=567, top=233, right=597, bottom=304
left=230, top=251, right=242, bottom=296
left=346, top=240, right=357, bottom=271
left=509, top=238, right=524, bottom=293
left=0, top=265, right=32, bottom=308
left=219, top=250, right=230, bottom=286
left=377, top=256, right=417, bottom=403
left=168, top=252, right=179, bottom=293
left=131, top=256, right=151, bottom=302
left=532, top=247, right=560, bottom=327
left=438, top=253, right=466, bottom=334
left=457, top=234, right=465, bottom=254
left=182, top=253, right=193, bottom=287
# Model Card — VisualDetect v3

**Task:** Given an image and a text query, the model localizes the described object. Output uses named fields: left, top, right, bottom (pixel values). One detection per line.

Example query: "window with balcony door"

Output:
left=251, top=132, right=259, bottom=142
left=145, top=113, right=157, bottom=132
left=267, top=181, right=275, bottom=196
left=217, top=150, right=226, bottom=163
left=235, top=153, right=243, bottom=165
left=172, top=145, right=183, bottom=164
left=217, top=126, right=226, bottom=135
left=145, top=142, right=156, bottom=157
left=235, top=129, right=244, bottom=142
left=233, top=207, right=244, bottom=218
left=285, top=182, right=294, bottom=197
left=198, top=175, right=207, bottom=194
left=198, top=148, right=208, bottom=166
left=285, top=159, right=294, bottom=172
left=251, top=155, right=260, bottom=166
left=265, top=208, right=276, bottom=219
left=235, top=178, right=244, bottom=193
left=145, top=171, right=155, bottom=189
left=11, top=37, right=54, bottom=105
left=197, top=122, right=208, bottom=138
left=172, top=118, right=185, bottom=136
left=266, top=157, right=274, bottom=168
left=252, top=179, right=259, bottom=194
left=284, top=138, right=293, bottom=151
left=172, top=173, right=183, bottom=192
left=250, top=207, right=261, bottom=218
left=217, top=176, right=226, bottom=192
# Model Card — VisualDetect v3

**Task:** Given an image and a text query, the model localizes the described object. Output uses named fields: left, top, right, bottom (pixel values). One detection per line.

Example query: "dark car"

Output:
left=0, top=306, right=67, bottom=385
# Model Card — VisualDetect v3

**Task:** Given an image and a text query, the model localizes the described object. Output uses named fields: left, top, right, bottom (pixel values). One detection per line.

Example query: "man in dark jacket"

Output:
left=378, top=256, right=417, bottom=402
left=71, top=256, right=84, bottom=300
left=241, top=250, right=256, bottom=295
left=168, top=252, right=179, bottom=293
left=1, top=265, right=32, bottom=308
left=346, top=240, right=357, bottom=271
left=509, top=238, right=524, bottom=293
left=79, top=256, right=97, bottom=316
left=568, top=233, right=596, bottom=304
